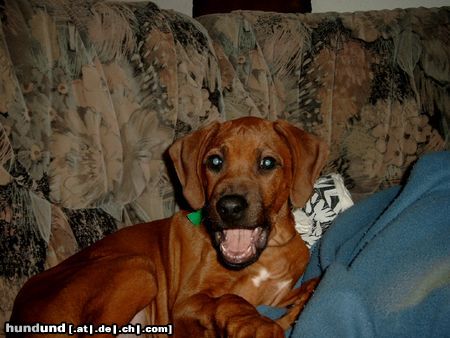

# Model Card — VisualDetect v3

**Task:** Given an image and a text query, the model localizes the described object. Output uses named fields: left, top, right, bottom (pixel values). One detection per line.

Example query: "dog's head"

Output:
left=169, top=117, right=328, bottom=270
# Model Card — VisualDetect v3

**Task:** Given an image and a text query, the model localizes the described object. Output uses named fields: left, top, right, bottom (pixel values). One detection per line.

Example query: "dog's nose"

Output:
left=217, top=195, right=248, bottom=222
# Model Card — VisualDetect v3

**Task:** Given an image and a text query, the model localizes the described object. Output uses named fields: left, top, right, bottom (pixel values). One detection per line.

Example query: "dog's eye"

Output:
left=259, top=156, right=277, bottom=170
left=206, top=155, right=223, bottom=172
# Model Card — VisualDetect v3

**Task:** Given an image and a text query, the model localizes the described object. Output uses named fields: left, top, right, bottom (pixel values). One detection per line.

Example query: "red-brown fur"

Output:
left=10, top=117, right=328, bottom=337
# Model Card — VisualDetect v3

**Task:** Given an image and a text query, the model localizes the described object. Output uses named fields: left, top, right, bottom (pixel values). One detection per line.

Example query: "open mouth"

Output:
left=214, top=227, right=268, bottom=268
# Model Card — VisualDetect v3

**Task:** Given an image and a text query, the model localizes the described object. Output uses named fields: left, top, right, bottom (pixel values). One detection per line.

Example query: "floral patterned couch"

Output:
left=0, top=0, right=448, bottom=333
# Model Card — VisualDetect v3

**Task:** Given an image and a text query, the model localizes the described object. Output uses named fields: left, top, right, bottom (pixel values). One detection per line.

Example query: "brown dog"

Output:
left=9, top=117, right=328, bottom=337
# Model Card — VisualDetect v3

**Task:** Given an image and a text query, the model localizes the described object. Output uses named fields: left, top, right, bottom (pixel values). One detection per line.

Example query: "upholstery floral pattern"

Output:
left=0, top=0, right=223, bottom=328
left=0, top=1, right=448, bottom=333
left=199, top=8, right=449, bottom=198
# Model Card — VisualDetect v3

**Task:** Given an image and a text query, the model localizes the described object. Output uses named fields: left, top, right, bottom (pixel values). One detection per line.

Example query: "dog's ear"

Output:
left=169, top=122, right=220, bottom=210
left=274, top=120, right=329, bottom=208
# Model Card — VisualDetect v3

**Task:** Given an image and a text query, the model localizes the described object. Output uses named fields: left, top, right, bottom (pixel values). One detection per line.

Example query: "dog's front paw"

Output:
left=226, top=315, right=284, bottom=338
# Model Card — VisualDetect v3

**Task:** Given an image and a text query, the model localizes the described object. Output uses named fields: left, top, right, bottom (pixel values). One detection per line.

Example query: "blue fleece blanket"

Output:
left=259, top=151, right=450, bottom=337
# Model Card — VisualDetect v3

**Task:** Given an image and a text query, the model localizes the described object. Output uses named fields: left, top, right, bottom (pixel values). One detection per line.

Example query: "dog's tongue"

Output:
left=222, top=229, right=254, bottom=253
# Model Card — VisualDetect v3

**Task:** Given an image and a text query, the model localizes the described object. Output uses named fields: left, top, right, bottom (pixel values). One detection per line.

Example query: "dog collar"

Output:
left=187, top=209, right=203, bottom=227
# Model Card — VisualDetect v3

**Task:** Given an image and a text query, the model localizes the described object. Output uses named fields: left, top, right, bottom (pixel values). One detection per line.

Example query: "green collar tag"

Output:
left=187, top=209, right=203, bottom=227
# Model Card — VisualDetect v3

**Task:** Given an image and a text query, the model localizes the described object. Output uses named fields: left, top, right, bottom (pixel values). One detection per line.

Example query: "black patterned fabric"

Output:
left=294, top=174, right=354, bottom=248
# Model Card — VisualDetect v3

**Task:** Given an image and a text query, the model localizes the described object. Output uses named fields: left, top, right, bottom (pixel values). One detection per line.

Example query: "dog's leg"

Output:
left=173, top=293, right=284, bottom=338
left=275, top=278, right=320, bottom=330
left=10, top=254, right=158, bottom=334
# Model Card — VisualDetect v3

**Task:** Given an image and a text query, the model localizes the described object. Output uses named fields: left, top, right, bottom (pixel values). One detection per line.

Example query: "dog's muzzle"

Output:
left=210, top=194, right=269, bottom=269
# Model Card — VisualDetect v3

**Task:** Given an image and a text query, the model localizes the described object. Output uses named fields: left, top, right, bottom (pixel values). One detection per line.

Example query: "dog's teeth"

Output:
left=220, top=238, right=254, bottom=262
left=251, top=227, right=262, bottom=240
left=232, top=245, right=252, bottom=260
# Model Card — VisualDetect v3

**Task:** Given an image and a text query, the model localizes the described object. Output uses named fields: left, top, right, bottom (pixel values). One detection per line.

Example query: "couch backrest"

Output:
left=198, top=8, right=449, bottom=200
